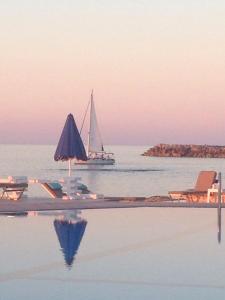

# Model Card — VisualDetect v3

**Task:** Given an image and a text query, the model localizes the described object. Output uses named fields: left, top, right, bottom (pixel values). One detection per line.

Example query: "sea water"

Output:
left=1, top=144, right=225, bottom=197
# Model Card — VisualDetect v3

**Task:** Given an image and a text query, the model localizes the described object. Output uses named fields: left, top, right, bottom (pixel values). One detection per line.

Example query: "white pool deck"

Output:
left=0, top=196, right=223, bottom=213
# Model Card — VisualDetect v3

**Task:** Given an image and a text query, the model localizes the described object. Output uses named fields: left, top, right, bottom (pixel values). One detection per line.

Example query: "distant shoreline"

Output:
left=143, top=144, right=225, bottom=158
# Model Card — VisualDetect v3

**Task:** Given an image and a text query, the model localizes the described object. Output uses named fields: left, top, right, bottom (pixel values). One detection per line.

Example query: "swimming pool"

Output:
left=0, top=207, right=224, bottom=300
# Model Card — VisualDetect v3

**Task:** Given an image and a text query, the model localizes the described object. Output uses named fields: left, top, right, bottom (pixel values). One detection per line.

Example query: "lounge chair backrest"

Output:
left=194, top=171, right=217, bottom=191
left=42, top=182, right=64, bottom=198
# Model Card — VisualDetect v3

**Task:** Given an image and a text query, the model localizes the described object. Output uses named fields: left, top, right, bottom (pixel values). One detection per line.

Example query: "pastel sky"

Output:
left=0, top=0, right=225, bottom=145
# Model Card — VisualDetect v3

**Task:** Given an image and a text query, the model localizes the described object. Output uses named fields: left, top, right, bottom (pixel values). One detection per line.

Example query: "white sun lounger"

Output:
left=0, top=176, right=28, bottom=200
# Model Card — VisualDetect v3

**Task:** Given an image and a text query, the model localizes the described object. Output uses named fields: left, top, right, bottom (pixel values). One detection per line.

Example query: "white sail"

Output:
left=88, top=91, right=104, bottom=154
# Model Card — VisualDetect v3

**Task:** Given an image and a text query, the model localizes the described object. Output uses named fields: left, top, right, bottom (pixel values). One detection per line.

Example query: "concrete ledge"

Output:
left=0, top=196, right=223, bottom=213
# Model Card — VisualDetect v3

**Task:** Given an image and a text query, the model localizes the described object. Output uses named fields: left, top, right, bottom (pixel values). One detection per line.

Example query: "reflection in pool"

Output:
left=1, top=207, right=225, bottom=300
left=54, top=212, right=87, bottom=268
left=218, top=206, right=222, bottom=244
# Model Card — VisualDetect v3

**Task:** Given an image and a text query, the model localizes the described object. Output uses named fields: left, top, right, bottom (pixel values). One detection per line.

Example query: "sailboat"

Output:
left=75, top=91, right=115, bottom=165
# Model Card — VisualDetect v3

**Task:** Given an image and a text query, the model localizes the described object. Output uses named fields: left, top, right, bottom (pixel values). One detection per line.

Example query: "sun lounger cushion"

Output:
left=8, top=176, right=28, bottom=184
left=48, top=182, right=62, bottom=190
left=78, top=184, right=89, bottom=191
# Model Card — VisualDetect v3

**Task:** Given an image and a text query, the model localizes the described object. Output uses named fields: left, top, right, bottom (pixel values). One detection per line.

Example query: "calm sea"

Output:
left=0, top=144, right=225, bottom=197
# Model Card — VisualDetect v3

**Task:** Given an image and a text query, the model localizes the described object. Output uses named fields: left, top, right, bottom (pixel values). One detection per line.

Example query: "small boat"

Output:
left=75, top=91, right=115, bottom=165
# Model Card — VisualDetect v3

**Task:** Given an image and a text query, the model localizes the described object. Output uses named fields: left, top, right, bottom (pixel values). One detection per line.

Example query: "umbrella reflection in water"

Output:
left=54, top=211, right=87, bottom=267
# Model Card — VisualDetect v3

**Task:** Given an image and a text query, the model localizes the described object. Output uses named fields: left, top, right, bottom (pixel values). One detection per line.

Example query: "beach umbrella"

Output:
left=54, top=114, right=87, bottom=176
left=54, top=219, right=87, bottom=267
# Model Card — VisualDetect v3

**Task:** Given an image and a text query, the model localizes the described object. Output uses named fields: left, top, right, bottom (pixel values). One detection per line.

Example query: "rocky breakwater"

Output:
left=143, top=144, right=225, bottom=158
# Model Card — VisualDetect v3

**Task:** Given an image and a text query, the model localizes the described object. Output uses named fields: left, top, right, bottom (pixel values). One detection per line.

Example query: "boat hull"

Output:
left=75, top=158, right=115, bottom=165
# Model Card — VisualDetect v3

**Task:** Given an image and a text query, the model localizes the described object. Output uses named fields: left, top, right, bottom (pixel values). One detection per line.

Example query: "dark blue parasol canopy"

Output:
left=54, top=219, right=87, bottom=267
left=54, top=114, right=87, bottom=162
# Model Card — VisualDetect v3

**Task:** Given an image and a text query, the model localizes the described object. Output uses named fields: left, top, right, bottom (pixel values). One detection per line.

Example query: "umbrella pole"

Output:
left=69, top=159, right=71, bottom=177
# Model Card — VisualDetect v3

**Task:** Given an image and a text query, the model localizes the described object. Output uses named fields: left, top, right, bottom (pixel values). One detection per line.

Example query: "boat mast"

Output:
left=87, top=89, right=94, bottom=155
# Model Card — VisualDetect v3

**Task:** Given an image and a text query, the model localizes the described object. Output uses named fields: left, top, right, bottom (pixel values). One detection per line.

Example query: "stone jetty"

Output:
left=143, top=144, right=225, bottom=158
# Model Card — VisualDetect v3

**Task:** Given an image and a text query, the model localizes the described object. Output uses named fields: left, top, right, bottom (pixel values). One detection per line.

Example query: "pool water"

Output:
left=1, top=207, right=225, bottom=300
